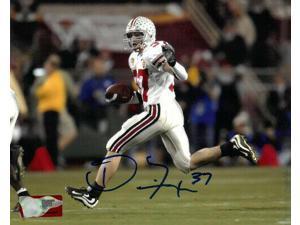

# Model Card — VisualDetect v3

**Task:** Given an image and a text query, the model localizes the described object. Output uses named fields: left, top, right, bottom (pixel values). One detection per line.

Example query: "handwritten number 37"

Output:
left=85, top=154, right=212, bottom=199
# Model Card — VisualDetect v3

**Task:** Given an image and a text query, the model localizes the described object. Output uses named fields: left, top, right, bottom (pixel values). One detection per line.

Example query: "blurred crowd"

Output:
left=10, top=0, right=290, bottom=169
left=201, top=0, right=290, bottom=67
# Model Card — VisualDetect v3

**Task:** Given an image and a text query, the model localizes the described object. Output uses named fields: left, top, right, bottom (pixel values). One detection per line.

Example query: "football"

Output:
left=105, top=83, right=134, bottom=104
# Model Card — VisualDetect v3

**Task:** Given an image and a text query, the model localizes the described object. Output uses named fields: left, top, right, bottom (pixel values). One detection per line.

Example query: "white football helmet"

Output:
left=124, top=16, right=156, bottom=51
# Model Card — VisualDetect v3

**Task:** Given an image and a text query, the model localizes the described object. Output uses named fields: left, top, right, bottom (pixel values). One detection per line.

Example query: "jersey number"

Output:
left=133, top=69, right=149, bottom=102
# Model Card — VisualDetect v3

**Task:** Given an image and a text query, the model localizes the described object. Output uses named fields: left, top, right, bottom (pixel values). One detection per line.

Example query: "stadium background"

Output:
left=11, top=0, right=290, bottom=168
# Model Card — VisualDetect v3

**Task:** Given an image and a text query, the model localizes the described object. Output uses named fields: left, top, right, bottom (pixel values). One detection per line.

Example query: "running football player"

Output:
left=9, top=89, right=30, bottom=210
left=66, top=16, right=257, bottom=208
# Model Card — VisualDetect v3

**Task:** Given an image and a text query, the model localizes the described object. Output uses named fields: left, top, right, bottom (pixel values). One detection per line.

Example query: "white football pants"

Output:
left=106, top=98, right=191, bottom=173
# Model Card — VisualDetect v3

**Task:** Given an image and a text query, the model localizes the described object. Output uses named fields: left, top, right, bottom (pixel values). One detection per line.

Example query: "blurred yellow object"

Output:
left=35, top=70, right=66, bottom=113
left=187, top=66, right=201, bottom=87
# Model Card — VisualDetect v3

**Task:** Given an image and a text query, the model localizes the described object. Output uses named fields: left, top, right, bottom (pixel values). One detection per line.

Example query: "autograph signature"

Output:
left=85, top=154, right=212, bottom=199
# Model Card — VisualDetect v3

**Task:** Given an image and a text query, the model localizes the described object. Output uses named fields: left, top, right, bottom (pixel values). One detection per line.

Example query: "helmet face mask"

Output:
left=124, top=31, right=145, bottom=52
left=124, top=16, right=156, bottom=52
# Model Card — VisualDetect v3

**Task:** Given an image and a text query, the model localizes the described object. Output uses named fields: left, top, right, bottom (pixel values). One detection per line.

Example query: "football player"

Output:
left=9, top=89, right=30, bottom=210
left=10, top=78, right=61, bottom=217
left=66, top=16, right=257, bottom=208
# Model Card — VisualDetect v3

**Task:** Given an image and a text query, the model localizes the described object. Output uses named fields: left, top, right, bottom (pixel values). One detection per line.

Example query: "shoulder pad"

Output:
left=143, top=41, right=167, bottom=68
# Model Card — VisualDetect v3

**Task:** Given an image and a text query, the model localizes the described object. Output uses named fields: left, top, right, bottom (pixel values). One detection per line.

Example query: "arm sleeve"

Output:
left=171, top=62, right=188, bottom=81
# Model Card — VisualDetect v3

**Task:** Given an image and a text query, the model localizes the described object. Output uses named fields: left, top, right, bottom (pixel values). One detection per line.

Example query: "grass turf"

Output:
left=10, top=166, right=290, bottom=225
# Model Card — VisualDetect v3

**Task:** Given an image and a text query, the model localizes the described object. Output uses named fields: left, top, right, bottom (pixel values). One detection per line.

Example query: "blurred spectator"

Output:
left=250, top=33, right=281, bottom=67
left=214, top=20, right=247, bottom=65
left=257, top=122, right=280, bottom=166
left=188, top=50, right=215, bottom=86
left=227, top=0, right=257, bottom=48
left=187, top=50, right=202, bottom=87
left=175, top=81, right=194, bottom=134
left=32, top=54, right=66, bottom=166
left=11, top=0, right=41, bottom=49
left=248, top=0, right=276, bottom=43
left=100, top=50, right=114, bottom=74
left=248, top=0, right=280, bottom=67
left=232, top=111, right=253, bottom=138
left=263, top=122, right=281, bottom=150
left=200, top=0, right=231, bottom=29
left=279, top=41, right=291, bottom=66
left=74, top=38, right=99, bottom=81
left=215, top=63, right=241, bottom=143
left=31, top=26, right=60, bottom=67
left=23, top=26, right=60, bottom=96
left=79, top=57, right=115, bottom=133
left=59, top=36, right=99, bottom=75
left=188, top=51, right=219, bottom=149
left=11, top=0, right=40, bottom=22
left=57, top=70, right=79, bottom=167
left=61, top=70, right=79, bottom=101
left=266, top=73, right=291, bottom=135
left=189, top=84, right=218, bottom=150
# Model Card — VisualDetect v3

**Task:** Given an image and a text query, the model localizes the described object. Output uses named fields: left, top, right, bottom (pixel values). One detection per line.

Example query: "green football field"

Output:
left=10, top=166, right=290, bottom=225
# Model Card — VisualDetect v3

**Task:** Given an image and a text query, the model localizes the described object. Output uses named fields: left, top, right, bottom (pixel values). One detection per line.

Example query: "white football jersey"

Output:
left=128, top=41, right=176, bottom=108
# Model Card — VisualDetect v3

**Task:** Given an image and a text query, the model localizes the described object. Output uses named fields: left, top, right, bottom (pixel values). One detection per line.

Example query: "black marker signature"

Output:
left=86, top=154, right=137, bottom=192
left=85, top=154, right=212, bottom=198
left=136, top=156, right=197, bottom=199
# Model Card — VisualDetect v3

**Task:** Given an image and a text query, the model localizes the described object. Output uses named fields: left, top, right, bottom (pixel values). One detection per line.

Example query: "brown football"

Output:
left=105, top=83, right=133, bottom=104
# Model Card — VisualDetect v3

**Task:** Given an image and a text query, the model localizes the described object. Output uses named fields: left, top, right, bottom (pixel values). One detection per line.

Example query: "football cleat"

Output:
left=230, top=134, right=257, bottom=165
left=65, top=186, right=98, bottom=208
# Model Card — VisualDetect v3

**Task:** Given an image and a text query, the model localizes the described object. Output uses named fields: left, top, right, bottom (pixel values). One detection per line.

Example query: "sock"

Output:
left=87, top=181, right=104, bottom=198
left=17, top=188, right=30, bottom=197
left=220, top=142, right=234, bottom=157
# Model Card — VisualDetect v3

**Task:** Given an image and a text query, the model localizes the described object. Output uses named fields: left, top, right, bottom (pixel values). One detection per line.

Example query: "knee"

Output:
left=176, top=163, right=190, bottom=174
left=179, top=166, right=190, bottom=174
left=173, top=156, right=191, bottom=174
